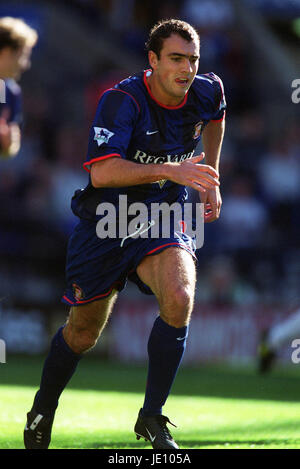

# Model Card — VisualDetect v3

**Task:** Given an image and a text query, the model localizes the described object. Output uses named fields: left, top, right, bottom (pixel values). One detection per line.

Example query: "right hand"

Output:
left=167, top=152, right=220, bottom=193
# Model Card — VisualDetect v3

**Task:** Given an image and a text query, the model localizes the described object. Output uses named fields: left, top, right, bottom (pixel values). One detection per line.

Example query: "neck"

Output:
left=0, top=67, right=8, bottom=79
left=146, top=72, right=185, bottom=107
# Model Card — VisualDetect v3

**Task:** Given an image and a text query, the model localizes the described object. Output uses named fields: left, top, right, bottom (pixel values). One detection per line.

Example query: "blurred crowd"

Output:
left=0, top=0, right=299, bottom=311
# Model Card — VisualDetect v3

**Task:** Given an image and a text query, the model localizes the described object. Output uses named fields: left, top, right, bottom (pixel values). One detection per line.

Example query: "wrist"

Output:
left=161, top=162, right=180, bottom=182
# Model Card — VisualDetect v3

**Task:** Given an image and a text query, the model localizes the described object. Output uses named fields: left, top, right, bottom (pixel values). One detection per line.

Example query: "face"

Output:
left=148, top=33, right=200, bottom=106
left=0, top=45, right=32, bottom=79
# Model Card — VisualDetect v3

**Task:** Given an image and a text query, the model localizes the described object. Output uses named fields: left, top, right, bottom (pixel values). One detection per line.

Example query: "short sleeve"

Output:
left=0, top=80, right=22, bottom=125
left=205, top=73, right=226, bottom=122
left=83, top=89, right=140, bottom=172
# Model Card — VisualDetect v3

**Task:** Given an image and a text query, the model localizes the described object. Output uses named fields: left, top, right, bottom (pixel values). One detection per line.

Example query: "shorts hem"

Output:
left=145, top=242, right=196, bottom=259
left=61, top=283, right=121, bottom=306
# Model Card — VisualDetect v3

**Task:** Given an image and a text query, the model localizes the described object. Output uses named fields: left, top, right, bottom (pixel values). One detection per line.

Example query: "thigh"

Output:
left=136, top=247, right=196, bottom=318
left=64, top=289, right=118, bottom=341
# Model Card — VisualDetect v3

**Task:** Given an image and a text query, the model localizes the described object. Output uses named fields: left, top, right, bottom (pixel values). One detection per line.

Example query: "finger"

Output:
left=204, top=202, right=220, bottom=223
left=191, top=175, right=220, bottom=189
left=191, top=168, right=220, bottom=186
left=189, top=152, right=205, bottom=164
left=199, top=190, right=208, bottom=205
left=185, top=155, right=219, bottom=179
left=205, top=215, right=216, bottom=223
left=198, top=168, right=220, bottom=184
left=188, top=181, right=207, bottom=193
left=204, top=208, right=217, bottom=223
left=194, top=164, right=219, bottom=180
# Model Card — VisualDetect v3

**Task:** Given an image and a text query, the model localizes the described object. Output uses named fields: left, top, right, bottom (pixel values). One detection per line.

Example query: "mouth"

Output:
left=175, top=77, right=189, bottom=87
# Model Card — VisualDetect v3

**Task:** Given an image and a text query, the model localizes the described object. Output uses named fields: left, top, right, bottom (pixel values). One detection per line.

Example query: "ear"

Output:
left=0, top=47, right=10, bottom=60
left=148, top=50, right=159, bottom=70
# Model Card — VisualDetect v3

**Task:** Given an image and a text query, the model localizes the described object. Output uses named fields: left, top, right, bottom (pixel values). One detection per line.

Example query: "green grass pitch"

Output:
left=1, top=356, right=300, bottom=449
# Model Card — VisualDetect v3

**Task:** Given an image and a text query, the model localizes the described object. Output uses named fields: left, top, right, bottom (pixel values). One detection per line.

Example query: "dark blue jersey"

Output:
left=71, top=69, right=226, bottom=220
left=63, top=70, right=226, bottom=305
left=0, top=79, right=22, bottom=125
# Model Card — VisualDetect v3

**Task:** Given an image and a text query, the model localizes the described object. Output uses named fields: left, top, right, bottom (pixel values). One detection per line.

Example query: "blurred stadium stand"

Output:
left=0, top=0, right=299, bottom=363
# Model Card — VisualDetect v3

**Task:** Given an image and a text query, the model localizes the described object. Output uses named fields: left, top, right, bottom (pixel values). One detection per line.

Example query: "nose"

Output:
left=182, top=58, right=193, bottom=74
left=19, top=54, right=31, bottom=71
left=21, top=57, right=31, bottom=70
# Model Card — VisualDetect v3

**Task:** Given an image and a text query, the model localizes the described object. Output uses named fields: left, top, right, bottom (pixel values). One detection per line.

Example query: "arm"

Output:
left=0, top=120, right=21, bottom=158
left=200, top=118, right=225, bottom=222
left=202, top=118, right=225, bottom=172
left=0, top=106, right=21, bottom=158
left=88, top=88, right=220, bottom=192
left=90, top=153, right=220, bottom=193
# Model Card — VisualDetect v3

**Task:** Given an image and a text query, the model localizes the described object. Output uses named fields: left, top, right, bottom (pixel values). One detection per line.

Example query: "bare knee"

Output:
left=63, top=322, right=100, bottom=354
left=160, top=286, right=194, bottom=328
left=62, top=294, right=117, bottom=354
left=63, top=309, right=104, bottom=354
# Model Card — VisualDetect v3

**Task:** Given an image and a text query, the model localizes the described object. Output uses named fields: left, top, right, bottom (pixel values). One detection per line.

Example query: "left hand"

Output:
left=200, top=185, right=222, bottom=223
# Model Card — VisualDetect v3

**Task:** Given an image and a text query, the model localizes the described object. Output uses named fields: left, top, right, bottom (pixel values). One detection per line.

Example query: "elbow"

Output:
left=90, top=158, right=116, bottom=188
left=91, top=173, right=107, bottom=188
left=90, top=173, right=99, bottom=188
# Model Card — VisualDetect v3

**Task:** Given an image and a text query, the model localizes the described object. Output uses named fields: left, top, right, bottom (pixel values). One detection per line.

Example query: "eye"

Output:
left=172, top=57, right=181, bottom=62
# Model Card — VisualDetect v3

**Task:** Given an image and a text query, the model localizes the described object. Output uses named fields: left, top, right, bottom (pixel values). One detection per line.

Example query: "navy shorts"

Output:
left=62, top=219, right=197, bottom=306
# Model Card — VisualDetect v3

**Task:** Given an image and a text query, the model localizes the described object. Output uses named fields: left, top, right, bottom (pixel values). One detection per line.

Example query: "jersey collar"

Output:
left=143, top=69, right=188, bottom=110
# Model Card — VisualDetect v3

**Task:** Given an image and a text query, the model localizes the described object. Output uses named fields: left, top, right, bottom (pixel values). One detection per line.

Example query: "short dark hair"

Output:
left=146, top=19, right=200, bottom=59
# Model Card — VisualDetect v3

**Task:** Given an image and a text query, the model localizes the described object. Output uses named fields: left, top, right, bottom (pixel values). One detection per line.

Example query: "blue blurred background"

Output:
left=0, top=0, right=299, bottom=364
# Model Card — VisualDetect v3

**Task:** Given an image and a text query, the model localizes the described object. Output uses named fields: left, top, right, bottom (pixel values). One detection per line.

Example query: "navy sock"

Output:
left=142, top=316, right=188, bottom=416
left=34, top=326, right=82, bottom=416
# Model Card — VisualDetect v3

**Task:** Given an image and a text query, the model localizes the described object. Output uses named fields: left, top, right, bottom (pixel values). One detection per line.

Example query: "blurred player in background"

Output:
left=24, top=19, right=226, bottom=449
left=258, top=306, right=300, bottom=373
left=0, top=17, right=37, bottom=158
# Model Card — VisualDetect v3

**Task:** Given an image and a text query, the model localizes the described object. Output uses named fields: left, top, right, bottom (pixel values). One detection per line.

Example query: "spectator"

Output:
left=197, top=255, right=258, bottom=306
left=218, top=175, right=269, bottom=250
left=0, top=16, right=38, bottom=158
left=258, top=138, right=300, bottom=205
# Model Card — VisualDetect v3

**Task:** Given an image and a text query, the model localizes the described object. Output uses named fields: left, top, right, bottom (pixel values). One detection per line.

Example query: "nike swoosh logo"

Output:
left=176, top=336, right=187, bottom=341
left=146, top=427, right=156, bottom=442
left=146, top=130, right=159, bottom=135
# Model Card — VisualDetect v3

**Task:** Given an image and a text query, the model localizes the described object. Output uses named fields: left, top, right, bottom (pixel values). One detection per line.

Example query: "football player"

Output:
left=24, top=18, right=226, bottom=449
left=258, top=306, right=300, bottom=373
left=0, top=17, right=37, bottom=158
